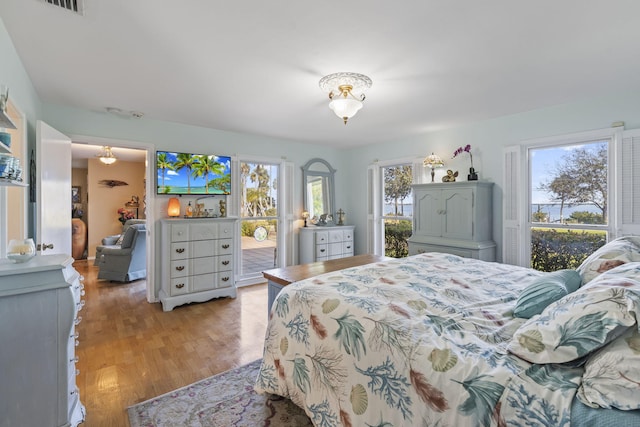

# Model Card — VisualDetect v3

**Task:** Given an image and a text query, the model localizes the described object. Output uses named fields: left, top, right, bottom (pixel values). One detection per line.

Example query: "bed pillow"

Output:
left=595, top=261, right=640, bottom=282
left=513, top=269, right=581, bottom=319
left=577, top=327, right=640, bottom=410
left=577, top=236, right=640, bottom=285
left=508, top=275, right=640, bottom=364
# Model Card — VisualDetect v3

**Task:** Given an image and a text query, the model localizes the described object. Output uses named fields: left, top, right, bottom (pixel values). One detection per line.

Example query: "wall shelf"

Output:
left=0, top=179, right=27, bottom=187
left=0, top=136, right=26, bottom=187
left=0, top=110, right=17, bottom=130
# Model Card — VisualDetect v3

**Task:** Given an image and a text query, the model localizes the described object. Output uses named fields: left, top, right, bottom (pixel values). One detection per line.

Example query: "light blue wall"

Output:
left=0, top=17, right=42, bottom=155
left=4, top=14, right=640, bottom=265
left=344, top=91, right=640, bottom=260
left=41, top=103, right=349, bottom=213
left=0, top=17, right=42, bottom=237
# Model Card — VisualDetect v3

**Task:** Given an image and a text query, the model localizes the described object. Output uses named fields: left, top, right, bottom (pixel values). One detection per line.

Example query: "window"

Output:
left=528, top=141, right=609, bottom=271
left=382, top=164, right=413, bottom=257
left=238, top=161, right=280, bottom=280
left=503, top=127, right=640, bottom=269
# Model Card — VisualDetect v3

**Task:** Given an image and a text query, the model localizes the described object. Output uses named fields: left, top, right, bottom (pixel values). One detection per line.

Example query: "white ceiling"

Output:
left=70, top=144, right=145, bottom=168
left=2, top=1, right=640, bottom=149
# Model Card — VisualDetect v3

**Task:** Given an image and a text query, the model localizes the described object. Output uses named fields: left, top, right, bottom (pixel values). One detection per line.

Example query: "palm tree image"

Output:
left=193, top=155, right=226, bottom=194
left=156, top=151, right=231, bottom=195
left=174, top=153, right=196, bottom=194
left=208, top=172, right=231, bottom=194
left=156, top=152, right=174, bottom=193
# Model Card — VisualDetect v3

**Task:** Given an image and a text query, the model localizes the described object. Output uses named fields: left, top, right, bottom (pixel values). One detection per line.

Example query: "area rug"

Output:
left=127, top=359, right=312, bottom=427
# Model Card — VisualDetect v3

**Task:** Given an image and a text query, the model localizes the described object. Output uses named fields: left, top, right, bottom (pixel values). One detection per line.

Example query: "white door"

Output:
left=36, top=121, right=72, bottom=256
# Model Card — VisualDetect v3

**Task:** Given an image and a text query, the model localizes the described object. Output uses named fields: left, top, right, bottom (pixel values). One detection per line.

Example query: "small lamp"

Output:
left=167, top=197, right=181, bottom=217
left=423, top=153, right=445, bottom=183
left=301, top=211, right=309, bottom=227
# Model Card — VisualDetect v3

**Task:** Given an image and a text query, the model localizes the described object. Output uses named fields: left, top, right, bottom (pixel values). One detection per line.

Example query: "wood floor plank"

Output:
left=74, top=259, right=268, bottom=426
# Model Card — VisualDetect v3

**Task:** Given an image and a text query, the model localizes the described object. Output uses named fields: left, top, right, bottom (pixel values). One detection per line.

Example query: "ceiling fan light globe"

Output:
left=329, top=98, right=363, bottom=122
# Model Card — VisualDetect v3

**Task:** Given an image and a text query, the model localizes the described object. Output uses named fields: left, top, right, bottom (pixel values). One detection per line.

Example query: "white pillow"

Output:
left=577, top=236, right=640, bottom=285
left=508, top=275, right=640, bottom=364
left=577, top=327, right=640, bottom=410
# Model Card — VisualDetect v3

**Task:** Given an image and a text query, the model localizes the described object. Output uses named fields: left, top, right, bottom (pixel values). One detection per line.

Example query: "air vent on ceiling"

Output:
left=43, top=0, right=84, bottom=15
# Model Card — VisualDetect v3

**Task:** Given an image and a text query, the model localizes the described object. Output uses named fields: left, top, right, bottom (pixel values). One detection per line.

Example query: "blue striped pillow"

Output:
left=513, top=269, right=581, bottom=319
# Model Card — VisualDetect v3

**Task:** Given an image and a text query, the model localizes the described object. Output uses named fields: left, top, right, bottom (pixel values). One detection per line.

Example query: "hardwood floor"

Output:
left=74, top=259, right=269, bottom=426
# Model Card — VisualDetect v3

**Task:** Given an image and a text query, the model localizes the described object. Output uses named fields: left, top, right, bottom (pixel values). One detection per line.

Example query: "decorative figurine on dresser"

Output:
left=0, top=254, right=86, bottom=426
left=159, top=218, right=237, bottom=311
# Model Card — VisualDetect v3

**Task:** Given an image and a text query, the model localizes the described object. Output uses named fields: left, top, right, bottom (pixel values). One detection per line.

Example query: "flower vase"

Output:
left=468, top=167, right=478, bottom=181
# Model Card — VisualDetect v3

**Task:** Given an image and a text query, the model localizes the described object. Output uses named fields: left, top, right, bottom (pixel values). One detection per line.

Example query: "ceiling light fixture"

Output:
left=319, top=72, right=372, bottom=124
left=105, top=107, right=144, bottom=119
left=97, top=146, right=117, bottom=165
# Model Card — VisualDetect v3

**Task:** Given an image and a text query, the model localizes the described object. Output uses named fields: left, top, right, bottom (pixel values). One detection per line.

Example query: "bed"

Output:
left=254, top=236, right=640, bottom=426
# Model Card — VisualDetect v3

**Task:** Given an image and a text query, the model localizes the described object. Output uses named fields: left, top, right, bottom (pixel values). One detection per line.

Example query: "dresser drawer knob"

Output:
left=346, top=245, right=351, bottom=249
left=221, top=276, right=229, bottom=282
left=222, top=244, right=230, bottom=249
left=176, top=248, right=185, bottom=253
left=175, top=266, right=185, bottom=271
left=175, top=283, right=185, bottom=289
left=320, top=249, right=326, bottom=253
left=222, top=260, right=230, bottom=265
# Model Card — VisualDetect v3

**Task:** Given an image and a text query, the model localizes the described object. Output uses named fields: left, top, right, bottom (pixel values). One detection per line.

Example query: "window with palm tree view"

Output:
left=529, top=141, right=609, bottom=271
left=240, top=162, right=279, bottom=278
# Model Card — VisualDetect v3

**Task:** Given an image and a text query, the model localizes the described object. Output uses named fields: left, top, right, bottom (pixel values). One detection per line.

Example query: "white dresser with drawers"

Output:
left=299, top=225, right=355, bottom=264
left=0, top=254, right=85, bottom=427
left=160, top=218, right=237, bottom=311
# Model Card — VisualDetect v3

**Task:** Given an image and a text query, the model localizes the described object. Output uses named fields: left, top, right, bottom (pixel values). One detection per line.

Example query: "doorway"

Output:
left=71, top=143, right=148, bottom=262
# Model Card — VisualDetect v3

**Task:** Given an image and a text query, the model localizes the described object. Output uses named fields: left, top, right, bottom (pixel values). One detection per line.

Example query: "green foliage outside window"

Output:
left=531, top=228, right=606, bottom=271
left=241, top=219, right=277, bottom=237
left=384, top=220, right=412, bottom=258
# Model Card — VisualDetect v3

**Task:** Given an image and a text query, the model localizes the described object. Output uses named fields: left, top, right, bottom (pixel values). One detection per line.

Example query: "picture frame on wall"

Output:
left=72, top=186, right=81, bottom=204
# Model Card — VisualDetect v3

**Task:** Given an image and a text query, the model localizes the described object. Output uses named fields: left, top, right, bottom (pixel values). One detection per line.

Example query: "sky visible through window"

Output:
left=530, top=141, right=605, bottom=223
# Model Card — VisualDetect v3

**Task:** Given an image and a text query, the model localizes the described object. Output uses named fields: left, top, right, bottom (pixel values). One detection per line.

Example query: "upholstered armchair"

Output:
left=97, top=223, right=147, bottom=282
left=94, top=219, right=146, bottom=265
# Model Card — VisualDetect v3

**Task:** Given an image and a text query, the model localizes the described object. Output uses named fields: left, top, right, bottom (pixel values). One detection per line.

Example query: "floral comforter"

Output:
left=255, top=253, right=593, bottom=427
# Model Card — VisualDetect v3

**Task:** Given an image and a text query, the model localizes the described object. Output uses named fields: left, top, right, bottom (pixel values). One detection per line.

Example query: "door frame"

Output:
left=234, top=156, right=287, bottom=287
left=70, top=134, right=156, bottom=303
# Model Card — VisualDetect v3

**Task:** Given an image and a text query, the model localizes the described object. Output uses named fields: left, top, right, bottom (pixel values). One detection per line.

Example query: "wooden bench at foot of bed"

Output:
left=262, top=254, right=393, bottom=313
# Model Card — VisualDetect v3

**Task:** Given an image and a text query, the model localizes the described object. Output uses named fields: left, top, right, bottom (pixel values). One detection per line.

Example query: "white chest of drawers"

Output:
left=0, top=254, right=85, bottom=427
left=160, top=218, right=237, bottom=311
left=299, top=225, right=355, bottom=264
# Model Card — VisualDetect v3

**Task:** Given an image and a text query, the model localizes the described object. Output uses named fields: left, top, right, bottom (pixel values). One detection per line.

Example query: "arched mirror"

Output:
left=302, top=158, right=335, bottom=221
